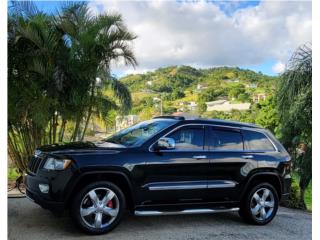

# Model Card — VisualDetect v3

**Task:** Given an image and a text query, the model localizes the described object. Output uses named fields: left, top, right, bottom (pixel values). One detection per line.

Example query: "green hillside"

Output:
left=121, top=65, right=277, bottom=94
left=119, top=66, right=279, bottom=128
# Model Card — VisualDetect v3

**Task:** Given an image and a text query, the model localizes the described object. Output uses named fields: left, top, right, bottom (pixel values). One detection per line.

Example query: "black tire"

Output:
left=71, top=181, right=126, bottom=234
left=239, top=182, right=279, bottom=225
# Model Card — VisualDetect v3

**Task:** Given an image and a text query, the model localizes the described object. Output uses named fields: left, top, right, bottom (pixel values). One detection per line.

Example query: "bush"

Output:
left=281, top=177, right=300, bottom=209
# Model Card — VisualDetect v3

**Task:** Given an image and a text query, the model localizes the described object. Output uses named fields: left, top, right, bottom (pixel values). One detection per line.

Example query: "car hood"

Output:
left=37, top=141, right=126, bottom=154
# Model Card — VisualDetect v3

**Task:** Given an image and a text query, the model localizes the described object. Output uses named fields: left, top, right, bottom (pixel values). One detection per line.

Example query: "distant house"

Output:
left=177, top=101, right=187, bottom=112
left=116, top=115, right=139, bottom=132
left=177, top=101, right=197, bottom=112
left=245, top=83, right=258, bottom=88
left=179, top=101, right=188, bottom=106
left=172, top=112, right=199, bottom=119
left=196, top=83, right=208, bottom=91
left=188, top=101, right=198, bottom=111
left=206, top=100, right=250, bottom=112
left=224, top=78, right=240, bottom=83
left=252, top=93, right=267, bottom=103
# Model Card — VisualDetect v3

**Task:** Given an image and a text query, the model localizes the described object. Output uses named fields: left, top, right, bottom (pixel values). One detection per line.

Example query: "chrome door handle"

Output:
left=193, top=155, right=207, bottom=159
left=241, top=155, right=253, bottom=159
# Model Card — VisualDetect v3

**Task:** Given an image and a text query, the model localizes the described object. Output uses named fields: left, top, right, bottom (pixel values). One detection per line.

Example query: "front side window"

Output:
left=167, top=126, right=204, bottom=150
left=243, top=130, right=275, bottom=151
left=209, top=128, right=243, bottom=151
left=104, top=119, right=177, bottom=147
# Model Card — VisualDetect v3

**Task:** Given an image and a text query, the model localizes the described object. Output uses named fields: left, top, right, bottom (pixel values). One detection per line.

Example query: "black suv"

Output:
left=25, top=116, right=291, bottom=234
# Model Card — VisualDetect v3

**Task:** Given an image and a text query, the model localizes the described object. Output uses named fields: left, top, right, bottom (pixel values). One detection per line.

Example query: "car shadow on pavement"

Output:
left=8, top=199, right=312, bottom=240
left=49, top=211, right=245, bottom=236
left=8, top=198, right=245, bottom=238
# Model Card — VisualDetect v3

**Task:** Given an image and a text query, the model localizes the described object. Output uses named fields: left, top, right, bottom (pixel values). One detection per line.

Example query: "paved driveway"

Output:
left=8, top=198, right=311, bottom=240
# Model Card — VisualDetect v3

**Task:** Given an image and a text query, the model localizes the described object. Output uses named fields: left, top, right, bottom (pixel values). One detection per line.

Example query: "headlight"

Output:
left=43, top=157, right=72, bottom=170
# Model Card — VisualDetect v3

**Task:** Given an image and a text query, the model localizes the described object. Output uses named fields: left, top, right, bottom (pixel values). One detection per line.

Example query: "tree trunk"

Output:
left=299, top=186, right=306, bottom=210
left=80, top=81, right=96, bottom=141
left=58, top=118, right=67, bottom=142
left=52, top=114, right=57, bottom=143
left=71, top=114, right=82, bottom=142
left=299, top=176, right=310, bottom=210
left=80, top=108, right=92, bottom=141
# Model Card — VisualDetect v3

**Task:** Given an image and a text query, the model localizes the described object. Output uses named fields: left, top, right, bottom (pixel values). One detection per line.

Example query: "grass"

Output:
left=8, top=167, right=20, bottom=181
left=292, top=173, right=312, bottom=211
left=304, top=181, right=312, bottom=211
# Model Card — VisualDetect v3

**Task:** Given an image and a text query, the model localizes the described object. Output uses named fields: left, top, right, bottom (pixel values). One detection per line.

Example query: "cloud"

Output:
left=89, top=0, right=311, bottom=74
left=272, top=61, right=286, bottom=74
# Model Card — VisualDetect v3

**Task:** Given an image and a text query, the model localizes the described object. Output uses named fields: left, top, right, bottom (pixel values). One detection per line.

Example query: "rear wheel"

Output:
left=239, top=183, right=279, bottom=225
left=71, top=181, right=125, bottom=234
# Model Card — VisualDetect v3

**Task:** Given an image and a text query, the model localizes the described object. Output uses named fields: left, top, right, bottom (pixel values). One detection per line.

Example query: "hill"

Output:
left=118, top=65, right=279, bottom=122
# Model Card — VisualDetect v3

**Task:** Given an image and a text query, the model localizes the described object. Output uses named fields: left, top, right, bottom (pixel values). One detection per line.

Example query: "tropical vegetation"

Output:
left=8, top=2, right=136, bottom=174
left=276, top=43, right=312, bottom=209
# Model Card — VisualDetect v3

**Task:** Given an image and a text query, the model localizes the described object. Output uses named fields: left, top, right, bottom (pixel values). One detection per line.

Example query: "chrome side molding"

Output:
left=145, top=180, right=237, bottom=191
left=207, top=180, right=237, bottom=189
left=134, top=208, right=239, bottom=216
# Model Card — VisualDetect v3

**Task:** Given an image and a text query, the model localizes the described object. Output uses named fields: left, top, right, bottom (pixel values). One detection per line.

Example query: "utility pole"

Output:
left=153, top=97, right=163, bottom=115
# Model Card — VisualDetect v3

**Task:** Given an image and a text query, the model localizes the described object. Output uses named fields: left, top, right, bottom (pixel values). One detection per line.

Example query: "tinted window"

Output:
left=168, top=126, right=204, bottom=150
left=243, top=130, right=275, bottom=151
left=210, top=128, right=243, bottom=151
left=104, top=119, right=177, bottom=147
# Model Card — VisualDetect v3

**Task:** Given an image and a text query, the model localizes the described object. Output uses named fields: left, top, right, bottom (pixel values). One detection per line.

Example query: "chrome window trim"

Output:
left=149, top=124, right=206, bottom=152
left=241, top=129, right=279, bottom=152
left=148, top=123, right=279, bottom=153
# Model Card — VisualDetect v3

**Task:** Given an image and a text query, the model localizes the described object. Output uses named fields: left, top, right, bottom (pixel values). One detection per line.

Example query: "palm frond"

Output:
left=9, top=0, right=39, bottom=19
left=106, top=76, right=132, bottom=114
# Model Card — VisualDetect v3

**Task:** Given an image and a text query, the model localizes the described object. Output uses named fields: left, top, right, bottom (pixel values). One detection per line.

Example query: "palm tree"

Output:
left=277, top=43, right=312, bottom=209
left=56, top=2, right=136, bottom=141
left=8, top=1, right=137, bottom=173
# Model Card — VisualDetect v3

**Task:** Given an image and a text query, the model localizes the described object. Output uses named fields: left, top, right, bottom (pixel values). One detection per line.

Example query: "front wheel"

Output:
left=71, top=181, right=126, bottom=234
left=239, top=183, right=279, bottom=225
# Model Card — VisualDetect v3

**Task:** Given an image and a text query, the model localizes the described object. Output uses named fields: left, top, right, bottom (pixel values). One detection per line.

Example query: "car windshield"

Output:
left=104, top=119, right=177, bottom=147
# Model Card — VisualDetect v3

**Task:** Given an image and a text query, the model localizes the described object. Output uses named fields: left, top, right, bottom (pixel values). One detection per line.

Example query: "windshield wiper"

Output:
left=103, top=139, right=120, bottom=144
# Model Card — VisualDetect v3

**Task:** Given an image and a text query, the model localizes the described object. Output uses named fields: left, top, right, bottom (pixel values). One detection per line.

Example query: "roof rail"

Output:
left=153, top=116, right=185, bottom=121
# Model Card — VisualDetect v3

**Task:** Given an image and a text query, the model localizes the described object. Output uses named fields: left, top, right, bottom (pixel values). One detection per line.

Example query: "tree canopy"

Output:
left=276, top=43, right=312, bottom=209
left=8, top=1, right=137, bottom=172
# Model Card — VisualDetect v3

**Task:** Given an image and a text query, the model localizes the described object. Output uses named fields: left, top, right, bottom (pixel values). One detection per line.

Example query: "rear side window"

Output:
left=168, top=126, right=204, bottom=150
left=209, top=128, right=243, bottom=151
left=243, top=130, right=275, bottom=151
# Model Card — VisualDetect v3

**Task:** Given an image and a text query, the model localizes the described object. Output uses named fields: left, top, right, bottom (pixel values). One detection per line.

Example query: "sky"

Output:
left=32, top=0, right=312, bottom=77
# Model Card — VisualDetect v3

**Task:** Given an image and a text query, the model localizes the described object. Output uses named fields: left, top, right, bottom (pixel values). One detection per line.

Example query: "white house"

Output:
left=206, top=100, right=250, bottom=112
left=116, top=115, right=139, bottom=132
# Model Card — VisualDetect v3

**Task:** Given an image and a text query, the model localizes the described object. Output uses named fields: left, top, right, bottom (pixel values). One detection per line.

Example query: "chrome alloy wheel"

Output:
left=80, top=187, right=120, bottom=229
left=250, top=188, right=275, bottom=221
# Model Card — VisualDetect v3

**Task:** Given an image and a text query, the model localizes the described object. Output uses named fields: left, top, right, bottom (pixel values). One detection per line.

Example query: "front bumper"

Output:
left=25, top=174, right=65, bottom=212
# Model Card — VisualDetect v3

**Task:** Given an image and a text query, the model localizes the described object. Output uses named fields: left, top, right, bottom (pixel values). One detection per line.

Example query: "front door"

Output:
left=141, top=125, right=209, bottom=205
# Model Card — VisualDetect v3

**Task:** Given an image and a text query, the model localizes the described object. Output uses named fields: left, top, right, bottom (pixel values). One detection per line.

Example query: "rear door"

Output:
left=205, top=126, right=255, bottom=202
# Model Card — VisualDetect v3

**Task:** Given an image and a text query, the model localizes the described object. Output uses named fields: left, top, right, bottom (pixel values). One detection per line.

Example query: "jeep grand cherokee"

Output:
left=25, top=116, right=291, bottom=234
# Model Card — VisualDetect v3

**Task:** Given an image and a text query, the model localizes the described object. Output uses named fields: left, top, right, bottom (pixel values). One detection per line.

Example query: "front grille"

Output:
left=27, top=155, right=44, bottom=174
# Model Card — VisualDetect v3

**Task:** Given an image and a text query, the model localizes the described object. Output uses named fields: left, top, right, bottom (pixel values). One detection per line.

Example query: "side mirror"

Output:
left=156, top=137, right=176, bottom=150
